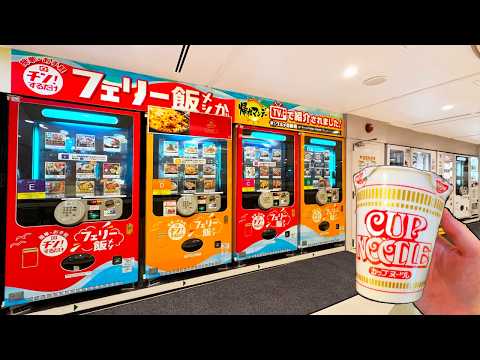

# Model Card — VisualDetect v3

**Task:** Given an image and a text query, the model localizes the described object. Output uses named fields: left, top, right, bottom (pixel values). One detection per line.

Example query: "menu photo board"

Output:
left=235, top=98, right=344, bottom=137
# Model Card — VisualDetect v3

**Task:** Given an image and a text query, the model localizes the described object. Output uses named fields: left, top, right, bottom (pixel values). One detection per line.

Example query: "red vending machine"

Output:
left=234, top=124, right=299, bottom=261
left=2, top=96, right=140, bottom=308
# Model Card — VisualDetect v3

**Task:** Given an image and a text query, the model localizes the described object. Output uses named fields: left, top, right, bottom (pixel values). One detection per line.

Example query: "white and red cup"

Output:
left=353, top=165, right=452, bottom=303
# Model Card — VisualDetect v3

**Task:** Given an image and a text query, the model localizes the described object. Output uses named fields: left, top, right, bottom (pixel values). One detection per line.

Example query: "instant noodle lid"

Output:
left=353, top=165, right=453, bottom=201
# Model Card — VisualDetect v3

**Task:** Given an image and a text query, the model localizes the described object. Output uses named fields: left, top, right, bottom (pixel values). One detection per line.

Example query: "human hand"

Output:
left=415, top=209, right=480, bottom=315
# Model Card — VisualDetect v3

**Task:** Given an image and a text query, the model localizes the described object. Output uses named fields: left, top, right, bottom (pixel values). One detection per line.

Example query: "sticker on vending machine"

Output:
left=183, top=142, right=198, bottom=157
left=163, top=200, right=177, bottom=216
left=272, top=167, right=282, bottom=178
left=259, top=166, right=270, bottom=179
left=45, top=162, right=66, bottom=179
left=245, top=166, right=256, bottom=179
left=76, top=134, right=96, bottom=152
left=204, top=179, right=216, bottom=192
left=45, top=132, right=66, bottom=150
left=184, top=164, right=198, bottom=177
left=122, top=257, right=134, bottom=273
left=244, top=146, right=256, bottom=160
left=76, top=180, right=95, bottom=196
left=103, top=180, right=121, bottom=195
left=272, top=149, right=282, bottom=161
left=103, top=163, right=121, bottom=179
left=272, top=179, right=282, bottom=191
left=203, top=164, right=216, bottom=178
left=76, top=162, right=96, bottom=179
left=163, top=141, right=179, bottom=156
left=202, top=142, right=217, bottom=157
left=259, top=149, right=270, bottom=161
left=103, top=136, right=122, bottom=153
left=46, top=181, right=65, bottom=198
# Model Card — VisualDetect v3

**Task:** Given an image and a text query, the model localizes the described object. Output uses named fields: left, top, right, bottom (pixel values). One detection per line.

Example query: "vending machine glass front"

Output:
left=4, top=99, right=138, bottom=308
left=145, top=132, right=231, bottom=278
left=299, top=136, right=344, bottom=248
left=241, top=130, right=295, bottom=208
left=389, top=149, right=405, bottom=166
left=235, top=128, right=298, bottom=261
left=456, top=156, right=469, bottom=196
left=411, top=150, right=432, bottom=171
left=152, top=134, right=227, bottom=215
left=303, top=137, right=342, bottom=205
left=16, top=103, right=133, bottom=225
left=470, top=157, right=479, bottom=184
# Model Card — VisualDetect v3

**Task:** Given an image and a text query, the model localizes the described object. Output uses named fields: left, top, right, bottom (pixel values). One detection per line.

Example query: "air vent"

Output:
left=175, top=45, right=190, bottom=73
left=363, top=76, right=387, bottom=86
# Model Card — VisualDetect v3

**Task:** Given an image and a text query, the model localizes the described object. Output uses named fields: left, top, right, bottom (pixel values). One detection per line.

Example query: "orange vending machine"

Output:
left=299, top=134, right=345, bottom=248
left=144, top=105, right=233, bottom=279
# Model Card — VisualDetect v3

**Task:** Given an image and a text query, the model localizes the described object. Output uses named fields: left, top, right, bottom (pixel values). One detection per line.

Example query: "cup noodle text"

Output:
left=354, top=166, right=451, bottom=303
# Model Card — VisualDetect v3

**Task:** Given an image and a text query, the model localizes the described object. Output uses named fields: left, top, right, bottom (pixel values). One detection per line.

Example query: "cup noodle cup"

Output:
left=353, top=166, right=452, bottom=304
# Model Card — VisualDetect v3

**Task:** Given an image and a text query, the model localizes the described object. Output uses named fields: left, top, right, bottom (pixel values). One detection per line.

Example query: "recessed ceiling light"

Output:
left=343, top=65, right=358, bottom=78
left=441, top=104, right=454, bottom=111
left=363, top=76, right=387, bottom=86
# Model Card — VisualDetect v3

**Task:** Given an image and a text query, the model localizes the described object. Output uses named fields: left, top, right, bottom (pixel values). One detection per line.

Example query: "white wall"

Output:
left=0, top=47, right=10, bottom=93
left=346, top=113, right=479, bottom=155
left=344, top=113, right=480, bottom=251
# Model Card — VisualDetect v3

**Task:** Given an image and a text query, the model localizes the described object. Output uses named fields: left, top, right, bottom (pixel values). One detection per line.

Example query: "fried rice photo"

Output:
left=148, top=106, right=189, bottom=134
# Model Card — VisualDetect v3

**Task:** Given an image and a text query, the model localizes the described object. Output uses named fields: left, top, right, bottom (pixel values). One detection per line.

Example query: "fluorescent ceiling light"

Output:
left=441, top=104, right=454, bottom=111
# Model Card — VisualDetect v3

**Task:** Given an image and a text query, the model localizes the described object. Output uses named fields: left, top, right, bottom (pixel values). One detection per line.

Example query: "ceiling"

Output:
left=5, top=45, right=480, bottom=144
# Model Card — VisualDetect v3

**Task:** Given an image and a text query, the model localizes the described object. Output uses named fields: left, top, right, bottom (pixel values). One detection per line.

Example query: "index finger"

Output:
left=440, top=209, right=479, bottom=255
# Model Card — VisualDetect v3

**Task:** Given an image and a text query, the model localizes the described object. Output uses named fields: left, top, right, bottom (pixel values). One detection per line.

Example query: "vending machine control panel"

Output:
left=177, top=194, right=222, bottom=216
left=258, top=191, right=290, bottom=210
left=315, top=187, right=340, bottom=206
left=54, top=198, right=123, bottom=226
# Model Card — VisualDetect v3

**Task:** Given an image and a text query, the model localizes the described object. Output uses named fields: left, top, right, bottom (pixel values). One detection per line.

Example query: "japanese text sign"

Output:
left=11, top=50, right=234, bottom=116
left=235, top=98, right=344, bottom=137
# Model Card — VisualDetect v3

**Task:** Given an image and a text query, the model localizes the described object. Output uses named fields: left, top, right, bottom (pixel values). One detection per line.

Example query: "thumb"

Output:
left=429, top=234, right=453, bottom=270
left=440, top=209, right=479, bottom=255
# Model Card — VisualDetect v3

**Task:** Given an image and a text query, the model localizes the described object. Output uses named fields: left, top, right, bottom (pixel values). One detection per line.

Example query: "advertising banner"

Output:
left=10, top=49, right=235, bottom=117
left=210, top=88, right=344, bottom=137
left=235, top=98, right=343, bottom=136
left=147, top=105, right=232, bottom=139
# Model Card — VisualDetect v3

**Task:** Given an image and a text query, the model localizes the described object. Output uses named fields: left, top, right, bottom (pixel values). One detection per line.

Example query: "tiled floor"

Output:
left=311, top=295, right=395, bottom=315
left=26, top=247, right=418, bottom=316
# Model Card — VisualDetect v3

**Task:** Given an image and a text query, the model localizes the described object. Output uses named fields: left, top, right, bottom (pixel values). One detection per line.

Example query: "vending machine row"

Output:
left=386, top=144, right=479, bottom=220
left=0, top=96, right=346, bottom=311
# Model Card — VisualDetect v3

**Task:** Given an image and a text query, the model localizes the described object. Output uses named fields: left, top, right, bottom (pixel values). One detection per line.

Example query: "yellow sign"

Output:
left=235, top=99, right=344, bottom=137
left=152, top=179, right=174, bottom=195
left=17, top=192, right=46, bottom=200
